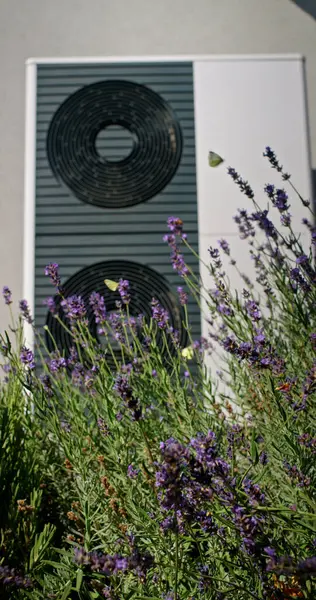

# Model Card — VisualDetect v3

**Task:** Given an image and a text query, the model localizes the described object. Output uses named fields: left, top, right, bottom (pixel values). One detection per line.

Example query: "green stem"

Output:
left=139, top=421, right=155, bottom=465
left=174, top=518, right=179, bottom=600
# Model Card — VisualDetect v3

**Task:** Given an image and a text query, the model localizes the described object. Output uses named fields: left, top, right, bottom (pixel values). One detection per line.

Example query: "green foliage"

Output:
left=0, top=150, right=316, bottom=599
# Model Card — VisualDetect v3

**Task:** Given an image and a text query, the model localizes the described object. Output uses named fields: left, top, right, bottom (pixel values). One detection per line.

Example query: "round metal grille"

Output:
left=45, top=260, right=187, bottom=369
left=47, top=80, right=183, bottom=209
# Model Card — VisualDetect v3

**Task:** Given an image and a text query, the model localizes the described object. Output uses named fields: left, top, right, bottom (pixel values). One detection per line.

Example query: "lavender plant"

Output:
left=0, top=149, right=315, bottom=600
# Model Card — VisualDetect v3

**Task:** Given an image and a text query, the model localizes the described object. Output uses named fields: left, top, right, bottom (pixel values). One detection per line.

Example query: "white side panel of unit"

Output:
left=193, top=57, right=312, bottom=236
left=23, top=61, right=37, bottom=350
left=193, top=57, right=312, bottom=382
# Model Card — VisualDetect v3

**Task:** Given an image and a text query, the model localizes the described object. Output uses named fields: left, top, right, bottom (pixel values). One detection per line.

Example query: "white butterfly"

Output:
left=104, top=279, right=119, bottom=291
left=208, top=151, right=224, bottom=167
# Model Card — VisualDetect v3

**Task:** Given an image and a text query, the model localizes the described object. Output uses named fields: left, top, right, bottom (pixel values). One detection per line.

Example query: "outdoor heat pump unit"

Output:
left=23, top=54, right=313, bottom=370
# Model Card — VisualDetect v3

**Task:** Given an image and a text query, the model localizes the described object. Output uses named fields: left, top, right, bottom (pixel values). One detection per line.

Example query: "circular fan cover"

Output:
left=47, top=80, right=183, bottom=209
left=45, top=261, right=187, bottom=369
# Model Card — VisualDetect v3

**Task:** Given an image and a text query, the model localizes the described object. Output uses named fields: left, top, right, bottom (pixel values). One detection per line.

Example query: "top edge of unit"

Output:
left=26, top=53, right=305, bottom=66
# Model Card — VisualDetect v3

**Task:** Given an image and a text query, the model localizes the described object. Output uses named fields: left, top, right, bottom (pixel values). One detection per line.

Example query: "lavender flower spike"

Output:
left=151, top=298, right=169, bottom=329
left=118, top=279, right=130, bottom=305
left=19, top=299, right=33, bottom=324
left=44, top=262, right=61, bottom=290
left=20, top=346, right=35, bottom=370
left=2, top=286, right=12, bottom=305
left=61, top=295, right=86, bottom=321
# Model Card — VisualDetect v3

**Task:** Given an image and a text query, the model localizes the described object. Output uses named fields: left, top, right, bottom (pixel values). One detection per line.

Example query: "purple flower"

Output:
left=264, top=547, right=277, bottom=559
left=217, top=303, right=234, bottom=317
left=284, top=461, right=311, bottom=488
left=85, top=366, right=98, bottom=391
left=40, top=374, right=53, bottom=396
left=227, top=424, right=248, bottom=459
left=245, top=299, right=261, bottom=321
left=233, top=209, right=256, bottom=239
left=264, top=184, right=275, bottom=198
left=254, top=329, right=265, bottom=344
left=48, top=355, right=67, bottom=372
left=266, top=554, right=316, bottom=576
left=251, top=209, right=277, bottom=239
left=299, top=361, right=316, bottom=410
left=190, top=431, right=229, bottom=477
left=44, top=262, right=61, bottom=290
left=118, top=279, right=130, bottom=305
left=243, top=478, right=265, bottom=505
left=151, top=298, right=169, bottom=329
left=171, top=250, right=189, bottom=277
left=102, top=585, right=117, bottom=599
left=297, top=557, right=316, bottom=574
left=43, top=296, right=57, bottom=315
left=71, top=362, right=85, bottom=386
left=89, top=292, right=106, bottom=323
left=163, top=233, right=177, bottom=250
left=160, top=516, right=175, bottom=532
left=177, top=286, right=188, bottom=306
left=2, top=286, right=12, bottom=305
left=263, top=147, right=290, bottom=180
left=114, top=375, right=141, bottom=420
left=114, top=557, right=129, bottom=572
left=114, top=374, right=132, bottom=400
left=67, top=346, right=78, bottom=366
left=259, top=451, right=268, bottom=465
left=218, top=238, right=230, bottom=255
left=20, top=346, right=35, bottom=370
left=196, top=511, right=216, bottom=533
left=0, top=565, right=32, bottom=589
left=74, top=547, right=90, bottom=566
left=209, top=247, right=220, bottom=259
left=310, top=333, right=316, bottom=349
left=297, top=433, right=316, bottom=454
left=290, top=267, right=311, bottom=293
left=19, top=299, right=33, bottom=324
left=227, top=167, right=254, bottom=199
left=232, top=505, right=262, bottom=555
left=280, top=212, right=291, bottom=227
left=222, top=336, right=239, bottom=354
left=296, top=254, right=309, bottom=265
left=97, top=417, right=109, bottom=437
left=167, top=216, right=185, bottom=236
left=155, top=438, right=190, bottom=511
left=273, top=188, right=289, bottom=212
left=108, top=312, right=125, bottom=344
left=127, top=464, right=139, bottom=479
left=61, top=295, right=86, bottom=320
left=74, top=548, right=133, bottom=576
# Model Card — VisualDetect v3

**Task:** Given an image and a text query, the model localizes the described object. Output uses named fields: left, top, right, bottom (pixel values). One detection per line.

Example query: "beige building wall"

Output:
left=0, top=0, right=315, bottom=334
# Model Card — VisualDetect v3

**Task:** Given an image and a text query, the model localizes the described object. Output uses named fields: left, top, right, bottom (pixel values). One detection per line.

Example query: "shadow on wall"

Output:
left=291, top=0, right=316, bottom=19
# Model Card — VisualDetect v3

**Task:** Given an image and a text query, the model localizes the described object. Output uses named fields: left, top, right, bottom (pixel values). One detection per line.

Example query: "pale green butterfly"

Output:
left=181, top=346, right=194, bottom=360
left=104, top=279, right=119, bottom=292
left=208, top=151, right=224, bottom=168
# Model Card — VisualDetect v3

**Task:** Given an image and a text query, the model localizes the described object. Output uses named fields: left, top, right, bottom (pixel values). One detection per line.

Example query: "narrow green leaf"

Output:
left=60, top=580, right=72, bottom=600
left=75, top=568, right=83, bottom=591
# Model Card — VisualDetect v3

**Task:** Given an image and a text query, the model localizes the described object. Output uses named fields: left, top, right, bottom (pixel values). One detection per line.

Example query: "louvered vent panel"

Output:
left=35, top=62, right=201, bottom=343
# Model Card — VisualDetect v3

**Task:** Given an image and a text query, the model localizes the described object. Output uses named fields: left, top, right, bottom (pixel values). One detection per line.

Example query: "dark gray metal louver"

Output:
left=35, top=61, right=200, bottom=361
left=47, top=80, right=183, bottom=209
